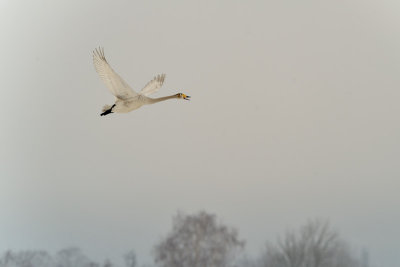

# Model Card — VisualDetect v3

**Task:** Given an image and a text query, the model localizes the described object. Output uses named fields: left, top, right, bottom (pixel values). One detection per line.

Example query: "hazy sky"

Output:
left=1, top=0, right=399, bottom=266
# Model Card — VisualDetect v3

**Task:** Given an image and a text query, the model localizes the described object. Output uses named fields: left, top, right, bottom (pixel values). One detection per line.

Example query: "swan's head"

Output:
left=178, top=93, right=191, bottom=100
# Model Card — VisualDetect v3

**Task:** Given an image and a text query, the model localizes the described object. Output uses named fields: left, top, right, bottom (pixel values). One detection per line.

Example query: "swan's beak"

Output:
left=182, top=94, right=191, bottom=100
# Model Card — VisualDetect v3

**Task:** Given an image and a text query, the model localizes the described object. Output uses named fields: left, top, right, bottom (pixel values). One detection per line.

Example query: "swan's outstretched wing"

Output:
left=93, top=47, right=138, bottom=100
left=140, top=74, right=166, bottom=96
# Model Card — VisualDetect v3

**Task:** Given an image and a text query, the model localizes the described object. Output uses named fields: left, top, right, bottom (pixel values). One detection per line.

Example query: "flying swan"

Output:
left=93, top=47, right=190, bottom=116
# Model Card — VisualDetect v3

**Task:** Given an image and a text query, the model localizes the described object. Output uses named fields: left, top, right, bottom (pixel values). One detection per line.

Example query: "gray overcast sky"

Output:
left=0, top=0, right=399, bottom=266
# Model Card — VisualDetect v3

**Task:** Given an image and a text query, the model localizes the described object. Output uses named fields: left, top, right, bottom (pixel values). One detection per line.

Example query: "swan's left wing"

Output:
left=140, top=74, right=166, bottom=96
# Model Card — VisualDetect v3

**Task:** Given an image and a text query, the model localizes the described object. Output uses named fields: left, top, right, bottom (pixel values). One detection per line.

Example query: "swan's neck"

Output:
left=146, top=94, right=178, bottom=104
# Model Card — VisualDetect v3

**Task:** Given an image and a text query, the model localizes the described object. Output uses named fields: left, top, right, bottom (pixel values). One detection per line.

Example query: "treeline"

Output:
left=0, top=247, right=136, bottom=267
left=1, top=211, right=367, bottom=267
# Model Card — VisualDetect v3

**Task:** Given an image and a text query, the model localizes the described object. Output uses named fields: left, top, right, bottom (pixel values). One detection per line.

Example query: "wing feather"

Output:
left=140, top=74, right=166, bottom=96
left=93, top=47, right=137, bottom=100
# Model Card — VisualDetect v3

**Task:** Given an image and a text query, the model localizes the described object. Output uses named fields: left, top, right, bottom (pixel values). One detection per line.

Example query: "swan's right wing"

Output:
left=93, top=47, right=138, bottom=100
left=140, top=74, right=166, bottom=96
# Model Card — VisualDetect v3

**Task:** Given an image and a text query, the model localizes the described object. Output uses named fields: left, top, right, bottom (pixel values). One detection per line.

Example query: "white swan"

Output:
left=93, top=47, right=190, bottom=116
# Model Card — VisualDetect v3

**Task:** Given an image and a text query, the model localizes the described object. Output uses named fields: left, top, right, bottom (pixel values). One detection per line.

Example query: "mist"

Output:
left=0, top=1, right=399, bottom=267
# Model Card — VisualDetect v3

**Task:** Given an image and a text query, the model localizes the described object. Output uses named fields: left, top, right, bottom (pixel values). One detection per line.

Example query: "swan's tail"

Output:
left=102, top=105, right=112, bottom=113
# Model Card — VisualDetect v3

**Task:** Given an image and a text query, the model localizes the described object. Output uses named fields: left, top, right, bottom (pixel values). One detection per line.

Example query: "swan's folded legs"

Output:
left=100, top=104, right=116, bottom=116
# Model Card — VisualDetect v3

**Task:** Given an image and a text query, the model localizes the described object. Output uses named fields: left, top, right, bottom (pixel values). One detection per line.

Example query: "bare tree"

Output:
left=55, top=247, right=93, bottom=267
left=259, top=220, right=361, bottom=267
left=124, top=250, right=137, bottom=267
left=102, top=259, right=113, bottom=267
left=153, top=211, right=245, bottom=267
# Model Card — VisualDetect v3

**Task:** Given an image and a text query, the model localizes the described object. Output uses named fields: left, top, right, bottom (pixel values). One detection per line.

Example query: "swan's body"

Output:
left=93, top=48, right=190, bottom=116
